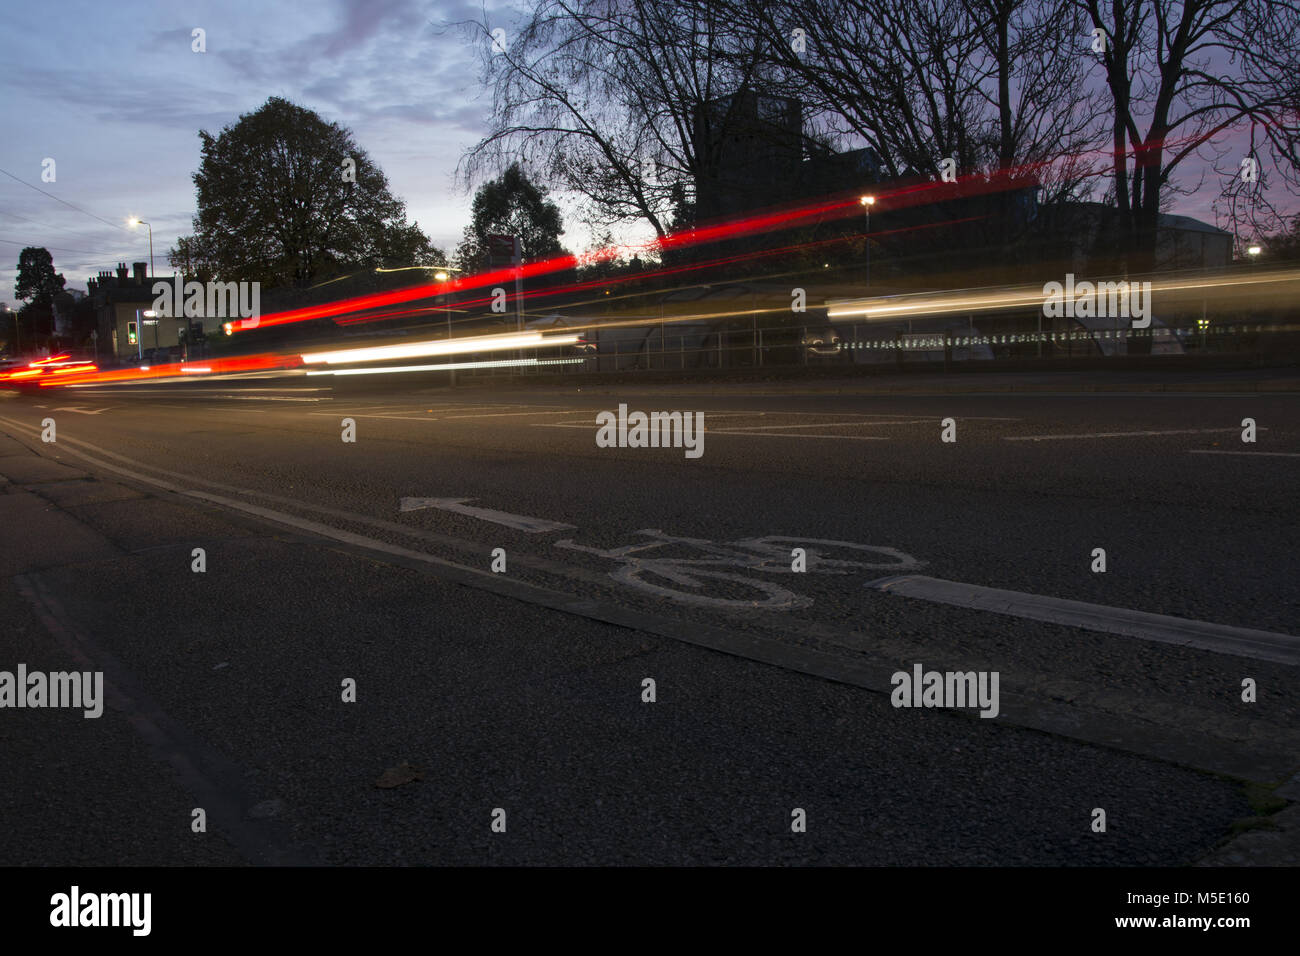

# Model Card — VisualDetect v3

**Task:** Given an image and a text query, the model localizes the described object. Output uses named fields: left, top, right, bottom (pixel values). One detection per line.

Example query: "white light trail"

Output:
left=305, top=357, right=584, bottom=376
left=300, top=332, right=578, bottom=365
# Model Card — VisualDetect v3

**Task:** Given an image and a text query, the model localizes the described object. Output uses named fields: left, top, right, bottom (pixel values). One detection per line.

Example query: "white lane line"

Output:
left=306, top=412, right=459, bottom=421
left=1005, top=427, right=1263, bottom=442
left=708, top=430, right=889, bottom=441
left=312, top=404, right=422, bottom=414
left=714, top=419, right=931, bottom=431
left=439, top=409, right=584, bottom=420
left=688, top=410, right=1021, bottom=420
left=340, top=414, right=450, bottom=422
left=51, top=406, right=112, bottom=415
left=867, top=574, right=1300, bottom=665
left=1189, top=449, right=1300, bottom=458
left=305, top=405, right=523, bottom=419
left=529, top=422, right=889, bottom=440
left=210, top=395, right=330, bottom=402
left=399, top=497, right=576, bottom=533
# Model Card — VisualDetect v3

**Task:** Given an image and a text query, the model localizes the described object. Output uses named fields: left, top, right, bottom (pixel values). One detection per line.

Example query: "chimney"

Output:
left=132, top=261, right=147, bottom=284
left=116, top=262, right=128, bottom=283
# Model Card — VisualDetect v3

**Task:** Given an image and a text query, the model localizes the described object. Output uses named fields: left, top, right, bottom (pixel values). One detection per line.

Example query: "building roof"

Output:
left=1158, top=214, right=1231, bottom=236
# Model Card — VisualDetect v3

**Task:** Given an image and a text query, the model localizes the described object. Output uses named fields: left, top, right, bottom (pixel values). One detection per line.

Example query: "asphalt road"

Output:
left=1, top=375, right=1297, bottom=865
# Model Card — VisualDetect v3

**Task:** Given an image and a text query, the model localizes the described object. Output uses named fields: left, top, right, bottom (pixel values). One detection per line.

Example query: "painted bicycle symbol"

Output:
left=554, top=529, right=924, bottom=609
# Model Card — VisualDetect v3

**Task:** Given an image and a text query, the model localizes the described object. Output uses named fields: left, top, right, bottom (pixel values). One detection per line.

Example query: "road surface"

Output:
left=1, top=377, right=1296, bottom=865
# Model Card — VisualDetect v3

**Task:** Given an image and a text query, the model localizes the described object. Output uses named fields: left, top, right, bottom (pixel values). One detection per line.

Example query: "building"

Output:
left=87, top=263, right=163, bottom=361
left=1038, top=202, right=1233, bottom=273
left=86, top=263, right=220, bottom=363
left=692, top=90, right=807, bottom=222
left=1157, top=214, right=1235, bottom=270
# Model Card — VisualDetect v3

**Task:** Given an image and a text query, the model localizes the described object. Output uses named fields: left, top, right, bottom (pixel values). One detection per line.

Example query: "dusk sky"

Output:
left=0, top=0, right=1283, bottom=306
left=0, top=0, right=529, bottom=305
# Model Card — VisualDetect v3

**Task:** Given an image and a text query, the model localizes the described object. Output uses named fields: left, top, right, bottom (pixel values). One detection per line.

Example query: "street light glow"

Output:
left=1247, top=245, right=1262, bottom=256
left=860, top=195, right=876, bottom=206
left=128, top=218, right=154, bottom=276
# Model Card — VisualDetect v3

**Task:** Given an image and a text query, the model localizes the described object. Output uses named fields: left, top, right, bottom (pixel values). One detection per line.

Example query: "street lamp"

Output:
left=859, top=195, right=875, bottom=288
left=128, top=218, right=154, bottom=278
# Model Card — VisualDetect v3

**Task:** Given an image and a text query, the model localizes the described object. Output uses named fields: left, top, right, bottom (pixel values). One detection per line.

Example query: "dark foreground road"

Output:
left=1, top=375, right=1296, bottom=865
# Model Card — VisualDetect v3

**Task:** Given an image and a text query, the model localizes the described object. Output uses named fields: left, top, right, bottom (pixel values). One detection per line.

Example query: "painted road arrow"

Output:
left=399, top=497, right=576, bottom=533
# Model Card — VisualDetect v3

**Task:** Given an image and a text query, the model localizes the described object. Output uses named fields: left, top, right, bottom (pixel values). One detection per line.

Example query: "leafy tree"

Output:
left=575, top=230, right=640, bottom=281
left=454, top=162, right=568, bottom=272
left=375, top=221, right=446, bottom=268
left=168, top=235, right=218, bottom=284
left=170, top=96, right=443, bottom=288
left=15, top=247, right=65, bottom=307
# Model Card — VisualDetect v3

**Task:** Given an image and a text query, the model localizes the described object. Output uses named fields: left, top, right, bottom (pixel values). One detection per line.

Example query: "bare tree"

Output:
left=459, top=0, right=788, bottom=237
left=964, top=0, right=1103, bottom=200
left=1081, top=0, right=1300, bottom=269
left=729, top=0, right=1099, bottom=196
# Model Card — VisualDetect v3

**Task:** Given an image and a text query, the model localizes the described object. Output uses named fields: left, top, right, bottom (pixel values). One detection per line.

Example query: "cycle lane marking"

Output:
left=400, top=497, right=576, bottom=533
left=1188, top=449, right=1300, bottom=458
left=867, top=574, right=1300, bottom=665
left=2, top=415, right=1294, bottom=779
left=1006, top=427, right=1266, bottom=442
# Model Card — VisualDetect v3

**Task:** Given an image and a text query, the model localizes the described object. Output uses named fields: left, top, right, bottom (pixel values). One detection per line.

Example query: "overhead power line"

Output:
left=0, top=237, right=137, bottom=258
left=0, top=166, right=132, bottom=233
left=0, top=205, right=126, bottom=243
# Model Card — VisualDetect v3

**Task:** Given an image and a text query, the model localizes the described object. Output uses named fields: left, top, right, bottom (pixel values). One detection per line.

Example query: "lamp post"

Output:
left=435, top=270, right=450, bottom=336
left=128, top=218, right=154, bottom=278
left=859, top=195, right=875, bottom=289
left=435, top=270, right=453, bottom=386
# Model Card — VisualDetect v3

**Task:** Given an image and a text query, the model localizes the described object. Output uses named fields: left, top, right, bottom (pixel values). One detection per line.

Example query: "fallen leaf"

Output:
left=375, top=762, right=423, bottom=789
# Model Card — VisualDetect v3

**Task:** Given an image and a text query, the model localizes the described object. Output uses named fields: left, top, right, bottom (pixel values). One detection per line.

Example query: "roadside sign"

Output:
left=487, top=234, right=520, bottom=267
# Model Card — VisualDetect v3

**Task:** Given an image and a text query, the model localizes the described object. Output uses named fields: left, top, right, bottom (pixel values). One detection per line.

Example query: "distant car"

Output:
left=0, top=353, right=98, bottom=388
